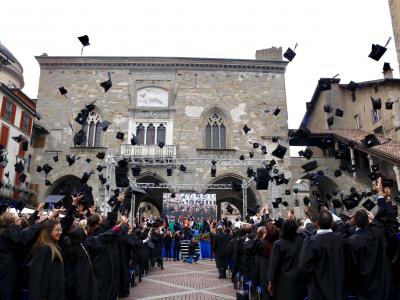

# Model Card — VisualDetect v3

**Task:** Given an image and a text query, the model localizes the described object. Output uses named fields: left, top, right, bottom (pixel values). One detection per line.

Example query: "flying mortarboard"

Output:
left=261, top=145, right=267, bottom=155
left=361, top=134, right=381, bottom=148
left=323, top=104, right=332, bottom=113
left=327, top=116, right=334, bottom=127
left=303, top=147, right=313, bottom=160
left=53, top=155, right=59, bottom=162
left=283, top=43, right=298, bottom=62
left=346, top=81, right=362, bottom=92
left=243, top=124, right=251, bottom=134
left=274, top=174, right=285, bottom=186
left=96, top=165, right=103, bottom=172
left=318, top=78, right=332, bottom=91
left=249, top=150, right=254, bottom=158
left=59, top=86, right=68, bottom=96
left=66, top=155, right=76, bottom=166
left=253, top=143, right=259, bottom=149
left=99, top=174, right=107, bottom=185
left=78, top=35, right=90, bottom=47
left=158, top=141, right=165, bottom=148
left=302, top=160, right=319, bottom=172
left=368, top=38, right=391, bottom=61
left=335, top=108, right=344, bottom=117
left=272, top=202, right=279, bottom=209
left=42, top=163, right=53, bottom=175
left=386, top=101, right=393, bottom=110
left=116, top=132, right=124, bottom=140
left=303, top=196, right=310, bottom=206
left=285, top=189, right=291, bottom=195
left=334, top=169, right=342, bottom=177
left=19, top=173, right=27, bottom=183
left=179, top=164, right=186, bottom=172
left=282, top=201, right=289, bottom=207
left=371, top=97, right=382, bottom=110
left=96, top=152, right=105, bottom=159
left=271, top=136, right=278, bottom=143
left=98, top=121, right=111, bottom=132
left=332, top=199, right=342, bottom=209
left=239, top=155, right=245, bottom=161
left=12, top=135, right=24, bottom=143
left=45, top=179, right=52, bottom=186
left=100, top=72, right=112, bottom=93
left=81, top=172, right=92, bottom=184
left=362, top=199, right=376, bottom=211
left=75, top=112, right=87, bottom=125
left=226, top=204, right=234, bottom=214
left=14, top=161, right=24, bottom=173
left=85, top=158, right=91, bottom=163
left=22, top=140, right=29, bottom=152
left=130, top=134, right=138, bottom=145
left=36, top=165, right=42, bottom=173
left=271, top=144, right=287, bottom=159
left=273, top=107, right=281, bottom=116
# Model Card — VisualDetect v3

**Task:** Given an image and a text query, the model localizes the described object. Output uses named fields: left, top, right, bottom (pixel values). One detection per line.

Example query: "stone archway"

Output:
left=46, top=175, right=94, bottom=208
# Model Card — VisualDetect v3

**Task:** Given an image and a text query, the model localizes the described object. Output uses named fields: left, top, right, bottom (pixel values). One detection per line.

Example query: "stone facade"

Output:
left=32, top=50, right=295, bottom=215
left=389, top=0, right=400, bottom=73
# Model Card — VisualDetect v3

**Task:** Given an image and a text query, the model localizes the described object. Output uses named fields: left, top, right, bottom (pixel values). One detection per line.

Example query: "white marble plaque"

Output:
left=136, top=87, right=168, bottom=107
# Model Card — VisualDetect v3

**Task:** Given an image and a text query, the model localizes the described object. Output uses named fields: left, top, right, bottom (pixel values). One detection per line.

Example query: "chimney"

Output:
left=383, top=62, right=394, bottom=79
left=255, top=47, right=282, bottom=61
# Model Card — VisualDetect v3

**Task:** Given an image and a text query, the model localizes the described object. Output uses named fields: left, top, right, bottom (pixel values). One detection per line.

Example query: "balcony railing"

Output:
left=120, top=144, right=176, bottom=157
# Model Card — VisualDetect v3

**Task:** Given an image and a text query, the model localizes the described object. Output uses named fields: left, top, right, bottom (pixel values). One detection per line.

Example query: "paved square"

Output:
left=127, top=260, right=236, bottom=299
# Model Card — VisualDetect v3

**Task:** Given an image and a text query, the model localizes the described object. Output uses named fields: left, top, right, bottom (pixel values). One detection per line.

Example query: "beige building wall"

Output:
left=389, top=0, right=400, bottom=72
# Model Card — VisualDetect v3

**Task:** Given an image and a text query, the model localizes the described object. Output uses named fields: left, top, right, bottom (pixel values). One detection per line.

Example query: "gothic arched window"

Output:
left=146, top=124, right=155, bottom=145
left=78, top=110, right=103, bottom=147
left=157, top=124, right=166, bottom=144
left=205, top=112, right=226, bottom=149
left=136, top=123, right=145, bottom=144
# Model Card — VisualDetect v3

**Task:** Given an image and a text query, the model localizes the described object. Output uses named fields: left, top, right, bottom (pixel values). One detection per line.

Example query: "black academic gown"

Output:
left=299, top=231, right=351, bottom=300
left=118, top=229, right=135, bottom=298
left=349, top=225, right=392, bottom=300
left=0, top=224, right=40, bottom=300
left=254, top=239, right=271, bottom=298
left=268, top=235, right=307, bottom=300
left=241, top=237, right=258, bottom=282
left=29, top=245, right=65, bottom=300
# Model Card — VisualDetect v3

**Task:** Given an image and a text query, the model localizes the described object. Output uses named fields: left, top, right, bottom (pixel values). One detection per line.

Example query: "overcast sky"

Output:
left=0, top=0, right=397, bottom=129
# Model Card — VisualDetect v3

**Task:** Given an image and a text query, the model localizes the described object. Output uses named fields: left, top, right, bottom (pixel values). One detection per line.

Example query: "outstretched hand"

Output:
left=117, top=192, right=126, bottom=203
left=72, top=194, right=84, bottom=206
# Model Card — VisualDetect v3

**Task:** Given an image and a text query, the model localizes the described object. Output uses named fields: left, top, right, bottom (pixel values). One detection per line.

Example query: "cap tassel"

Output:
left=384, top=37, right=392, bottom=48
left=293, top=42, right=298, bottom=51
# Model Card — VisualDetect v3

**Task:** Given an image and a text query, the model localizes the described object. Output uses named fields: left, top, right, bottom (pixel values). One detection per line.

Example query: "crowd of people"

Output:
left=1, top=177, right=400, bottom=300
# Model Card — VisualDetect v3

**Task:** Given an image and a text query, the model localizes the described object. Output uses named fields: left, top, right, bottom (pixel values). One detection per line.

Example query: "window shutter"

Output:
left=28, top=116, right=32, bottom=135
left=0, top=125, right=10, bottom=179
left=18, top=142, right=25, bottom=158
left=1, top=96, right=7, bottom=117
left=10, top=103, right=16, bottom=124
left=20, top=110, right=25, bottom=129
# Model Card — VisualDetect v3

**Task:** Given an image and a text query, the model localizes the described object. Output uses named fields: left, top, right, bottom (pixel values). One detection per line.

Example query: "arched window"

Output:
left=136, top=123, right=145, bottom=144
left=157, top=124, right=166, bottom=144
left=146, top=124, right=155, bottom=145
left=205, top=112, right=226, bottom=149
left=78, top=110, right=103, bottom=147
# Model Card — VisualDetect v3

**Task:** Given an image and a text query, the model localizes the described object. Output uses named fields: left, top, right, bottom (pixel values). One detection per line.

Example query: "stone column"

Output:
left=367, top=154, right=374, bottom=171
left=393, top=165, right=400, bottom=192
left=350, top=148, right=356, bottom=178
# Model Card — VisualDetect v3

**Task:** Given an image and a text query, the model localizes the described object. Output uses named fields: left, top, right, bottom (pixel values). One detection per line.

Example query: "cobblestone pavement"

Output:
left=126, top=260, right=236, bottom=300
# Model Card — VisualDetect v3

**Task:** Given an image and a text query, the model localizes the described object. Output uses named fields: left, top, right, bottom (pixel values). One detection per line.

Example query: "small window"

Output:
left=371, top=109, right=380, bottom=123
left=354, top=114, right=361, bottom=129
left=22, top=113, right=29, bottom=132
left=4, top=100, right=12, bottom=121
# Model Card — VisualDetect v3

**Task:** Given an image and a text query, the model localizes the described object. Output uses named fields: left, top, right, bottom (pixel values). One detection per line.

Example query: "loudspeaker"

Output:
left=115, top=165, right=129, bottom=187
left=256, top=168, right=270, bottom=190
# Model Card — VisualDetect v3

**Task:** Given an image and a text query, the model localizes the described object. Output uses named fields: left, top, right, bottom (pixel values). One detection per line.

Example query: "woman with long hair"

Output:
left=268, top=219, right=307, bottom=300
left=29, top=219, right=65, bottom=300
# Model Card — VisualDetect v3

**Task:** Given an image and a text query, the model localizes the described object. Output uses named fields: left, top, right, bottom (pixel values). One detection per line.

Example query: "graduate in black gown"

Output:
left=213, top=226, right=232, bottom=278
left=268, top=219, right=307, bottom=300
left=299, top=209, right=352, bottom=300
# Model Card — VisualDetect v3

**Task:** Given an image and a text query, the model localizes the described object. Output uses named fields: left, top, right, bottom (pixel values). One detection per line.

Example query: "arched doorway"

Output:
left=46, top=175, right=94, bottom=208
left=137, top=201, right=161, bottom=218
left=220, top=201, right=241, bottom=221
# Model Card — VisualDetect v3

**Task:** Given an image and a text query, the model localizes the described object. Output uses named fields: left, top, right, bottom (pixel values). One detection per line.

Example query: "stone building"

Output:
left=0, top=41, right=37, bottom=204
left=32, top=48, right=295, bottom=217
left=389, top=0, right=400, bottom=72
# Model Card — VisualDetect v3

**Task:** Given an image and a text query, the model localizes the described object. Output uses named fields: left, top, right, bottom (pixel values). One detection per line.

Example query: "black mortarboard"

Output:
left=45, top=179, right=52, bottom=186
left=19, top=173, right=27, bottom=183
left=107, top=196, right=117, bottom=207
left=81, top=172, right=92, bottom=184
left=335, top=109, right=344, bottom=117
left=326, top=193, right=332, bottom=200
left=247, top=166, right=255, bottom=177
left=318, top=78, right=331, bottom=91
left=96, top=152, right=105, bottom=159
left=249, top=150, right=254, bottom=158
left=282, top=201, right=289, bottom=207
left=273, top=107, right=281, bottom=116
left=346, top=81, right=361, bottom=92
left=383, top=62, right=393, bottom=72
left=239, top=155, right=245, bottom=161
left=42, top=163, right=53, bottom=175
left=323, top=104, right=332, bottom=113
left=78, top=35, right=90, bottom=47
left=85, top=101, right=96, bottom=112
left=386, top=101, right=393, bottom=110
left=368, top=43, right=387, bottom=61
left=303, top=147, right=313, bottom=160
left=302, top=160, right=319, bottom=172
left=371, top=97, right=382, bottom=110
left=272, top=144, right=287, bottom=159
left=274, top=174, right=285, bottom=185
left=96, top=165, right=103, bottom=172
left=179, top=164, right=186, bottom=172
left=4, top=172, right=9, bottom=178
left=342, top=195, right=359, bottom=210
left=116, top=132, right=124, bottom=140
left=283, top=47, right=296, bottom=62
left=158, top=141, right=165, bottom=148
left=273, top=168, right=279, bottom=174
left=52, top=155, right=58, bottom=162
left=268, top=159, right=277, bottom=167
left=361, top=134, right=380, bottom=148
left=285, top=189, right=291, bottom=195
left=371, top=164, right=380, bottom=172
left=132, top=164, right=141, bottom=177
left=271, top=136, right=278, bottom=143
left=14, top=161, right=24, bottom=173
left=362, top=199, right=376, bottom=211
left=348, top=165, right=357, bottom=173
left=118, top=158, right=129, bottom=168
left=293, top=188, right=299, bottom=194
left=22, top=140, right=29, bottom=152
left=98, top=121, right=111, bottom=132
left=306, top=102, right=313, bottom=110
left=75, top=112, right=87, bottom=125
left=66, top=155, right=76, bottom=166
left=334, top=169, right=342, bottom=177
left=130, top=134, right=138, bottom=145
left=37, top=165, right=42, bottom=173
left=100, top=73, right=112, bottom=93
left=226, top=204, right=234, bottom=214
left=59, top=86, right=68, bottom=96
left=272, top=202, right=279, bottom=209
left=243, top=124, right=251, bottom=134
left=332, top=199, right=342, bottom=209
left=73, top=129, right=86, bottom=146
left=12, top=135, right=24, bottom=143
left=275, top=197, right=283, bottom=205
left=261, top=145, right=267, bottom=155
left=85, top=158, right=91, bottom=163
left=99, top=174, right=107, bottom=185
left=327, top=117, right=334, bottom=127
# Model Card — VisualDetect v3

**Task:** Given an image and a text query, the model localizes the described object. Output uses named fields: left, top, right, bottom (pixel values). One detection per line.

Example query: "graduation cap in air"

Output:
left=273, top=107, right=281, bottom=116
left=22, top=140, right=29, bottom=152
left=85, top=101, right=96, bottom=112
left=73, top=129, right=86, bottom=146
left=96, top=165, right=103, bottom=172
left=78, top=35, right=90, bottom=47
left=107, top=195, right=117, bottom=207
left=283, top=43, right=297, bottom=62
left=116, top=132, right=124, bottom=141
left=371, top=97, right=382, bottom=110
left=36, top=165, right=42, bottom=173
left=368, top=38, right=391, bottom=61
left=318, top=78, right=331, bottom=91
left=334, top=169, right=342, bottom=177
left=132, top=164, right=142, bottom=177
left=14, top=161, right=24, bottom=173
left=239, top=155, right=245, bottom=161
left=59, top=86, right=68, bottom=96
left=303, top=196, right=310, bottom=206
left=96, top=152, right=105, bottom=160
left=179, top=164, right=186, bottom=172
left=302, top=147, right=313, bottom=160
left=243, top=124, right=251, bottom=134
left=19, top=173, right=27, bottom=183
left=130, top=134, right=138, bottom=145
left=274, top=174, right=285, bottom=186
left=348, top=165, right=357, bottom=173
left=42, top=163, right=53, bottom=175
left=271, top=144, right=287, bottom=159
left=253, top=143, right=259, bottom=149
left=12, top=135, right=24, bottom=143
left=368, top=171, right=380, bottom=181
left=272, top=202, right=279, bottom=209
left=271, top=136, right=279, bottom=143
left=249, top=150, right=254, bottom=158
left=302, top=160, right=319, bottom=172
left=158, top=141, right=165, bottom=149
left=50, top=155, right=58, bottom=163
left=273, top=168, right=279, bottom=174
left=282, top=201, right=289, bottom=207
left=362, top=199, right=376, bottom=211
left=268, top=159, right=277, bottom=167
left=361, top=134, right=380, bottom=148
left=231, top=182, right=242, bottom=192
left=335, top=109, right=344, bottom=117
left=226, top=204, right=234, bottom=214
left=386, top=101, right=393, bottom=110
left=332, top=199, right=342, bottom=209
left=327, top=117, right=334, bottom=127
left=342, top=195, right=359, bottom=210
left=75, top=112, right=88, bottom=125
left=45, top=179, right=52, bottom=186
left=97, top=121, right=111, bottom=132
left=247, top=166, right=255, bottom=177
left=323, top=104, right=332, bottom=113
left=346, top=81, right=362, bottom=92
left=293, top=188, right=299, bottom=194
left=118, top=158, right=129, bottom=168
left=261, top=145, right=267, bottom=155
left=81, top=172, right=93, bottom=184
left=371, top=164, right=380, bottom=172
left=306, top=102, right=313, bottom=110
left=285, top=189, right=291, bottom=195
left=383, top=62, right=393, bottom=72
left=98, top=174, right=107, bottom=185
left=100, top=72, right=112, bottom=93
left=66, top=155, right=77, bottom=166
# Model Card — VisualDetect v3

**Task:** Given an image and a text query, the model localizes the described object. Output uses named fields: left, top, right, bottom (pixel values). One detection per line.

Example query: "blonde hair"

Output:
left=0, top=212, right=18, bottom=235
left=32, top=219, right=63, bottom=264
